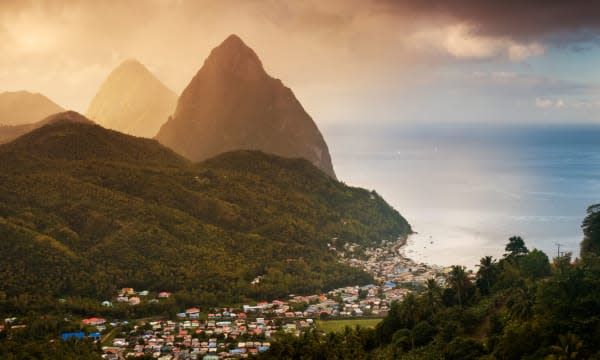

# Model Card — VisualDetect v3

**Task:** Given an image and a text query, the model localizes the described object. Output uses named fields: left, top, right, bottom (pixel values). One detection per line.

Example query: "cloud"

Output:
left=535, top=98, right=554, bottom=108
left=378, top=0, right=600, bottom=43
left=0, top=0, right=598, bottom=125
left=441, top=24, right=545, bottom=61
left=507, top=42, right=545, bottom=61
left=534, top=97, right=595, bottom=110
left=467, top=71, right=598, bottom=97
left=443, top=24, right=505, bottom=59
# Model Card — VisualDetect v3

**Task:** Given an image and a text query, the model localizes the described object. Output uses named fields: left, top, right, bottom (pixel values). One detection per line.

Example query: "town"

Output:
left=3, top=239, right=451, bottom=360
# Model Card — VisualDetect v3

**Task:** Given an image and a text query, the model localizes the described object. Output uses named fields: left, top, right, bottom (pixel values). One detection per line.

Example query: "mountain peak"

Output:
left=203, top=34, right=265, bottom=80
left=86, top=59, right=177, bottom=138
left=156, top=35, right=336, bottom=178
left=222, top=34, right=245, bottom=46
left=113, top=58, right=152, bottom=75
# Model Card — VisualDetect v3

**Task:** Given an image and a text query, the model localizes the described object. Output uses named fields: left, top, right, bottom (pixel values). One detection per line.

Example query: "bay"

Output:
left=325, top=123, right=600, bottom=267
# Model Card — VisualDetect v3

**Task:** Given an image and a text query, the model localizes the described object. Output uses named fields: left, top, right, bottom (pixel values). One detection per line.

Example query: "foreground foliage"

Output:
left=258, top=206, right=600, bottom=359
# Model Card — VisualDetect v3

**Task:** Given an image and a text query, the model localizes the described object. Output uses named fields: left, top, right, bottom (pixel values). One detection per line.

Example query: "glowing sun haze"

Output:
left=1, top=0, right=599, bottom=125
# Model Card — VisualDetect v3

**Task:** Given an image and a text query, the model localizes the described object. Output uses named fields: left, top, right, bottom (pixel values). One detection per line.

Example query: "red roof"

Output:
left=82, top=317, right=106, bottom=325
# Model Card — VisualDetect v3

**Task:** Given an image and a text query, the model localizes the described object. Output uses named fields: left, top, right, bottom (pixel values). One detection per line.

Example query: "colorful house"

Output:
left=82, top=317, right=106, bottom=326
left=61, top=331, right=85, bottom=341
left=121, top=287, right=135, bottom=295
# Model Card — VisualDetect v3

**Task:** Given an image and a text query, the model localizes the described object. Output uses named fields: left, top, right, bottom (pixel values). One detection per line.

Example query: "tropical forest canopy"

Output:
left=258, top=208, right=600, bottom=359
left=0, top=119, right=411, bottom=308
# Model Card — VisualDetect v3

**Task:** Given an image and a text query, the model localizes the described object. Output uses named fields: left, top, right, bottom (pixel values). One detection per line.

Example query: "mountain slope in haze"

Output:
left=5, top=113, right=182, bottom=165
left=0, top=110, right=93, bottom=144
left=0, top=114, right=410, bottom=303
left=0, top=91, right=64, bottom=126
left=156, top=34, right=336, bottom=178
left=86, top=59, right=178, bottom=138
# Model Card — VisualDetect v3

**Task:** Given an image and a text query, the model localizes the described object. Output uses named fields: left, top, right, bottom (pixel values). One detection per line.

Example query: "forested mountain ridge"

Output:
left=0, top=110, right=93, bottom=145
left=0, top=114, right=411, bottom=304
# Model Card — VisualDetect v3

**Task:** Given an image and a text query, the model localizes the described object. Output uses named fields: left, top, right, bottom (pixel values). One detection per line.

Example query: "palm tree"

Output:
left=545, top=333, right=583, bottom=360
left=424, top=278, right=443, bottom=314
left=400, top=292, right=421, bottom=328
left=507, top=285, right=536, bottom=321
left=399, top=293, right=421, bottom=350
left=448, top=265, right=469, bottom=306
left=476, top=256, right=497, bottom=294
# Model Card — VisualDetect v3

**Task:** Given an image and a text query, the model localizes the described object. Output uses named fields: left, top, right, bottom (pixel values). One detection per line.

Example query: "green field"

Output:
left=316, top=318, right=383, bottom=333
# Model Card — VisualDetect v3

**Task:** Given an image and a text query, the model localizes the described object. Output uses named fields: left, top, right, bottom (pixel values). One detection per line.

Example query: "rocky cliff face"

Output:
left=156, top=35, right=336, bottom=178
left=86, top=59, right=177, bottom=138
left=0, top=91, right=64, bottom=126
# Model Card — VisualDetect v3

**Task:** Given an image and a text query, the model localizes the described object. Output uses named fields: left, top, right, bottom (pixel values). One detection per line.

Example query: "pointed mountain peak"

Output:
left=222, top=34, right=245, bottom=46
left=120, top=58, right=144, bottom=66
left=203, top=34, right=265, bottom=80
left=106, top=59, right=158, bottom=82
left=86, top=59, right=177, bottom=138
left=114, top=58, right=149, bottom=73
left=157, top=35, right=336, bottom=178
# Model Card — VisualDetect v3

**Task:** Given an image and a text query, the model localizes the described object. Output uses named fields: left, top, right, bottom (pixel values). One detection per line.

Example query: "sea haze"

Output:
left=326, top=123, right=600, bottom=267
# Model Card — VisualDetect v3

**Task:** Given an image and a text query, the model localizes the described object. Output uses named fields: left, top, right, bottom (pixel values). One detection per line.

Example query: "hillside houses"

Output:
left=108, top=317, right=274, bottom=359
left=339, top=238, right=447, bottom=290
left=89, top=239, right=449, bottom=358
left=82, top=317, right=106, bottom=326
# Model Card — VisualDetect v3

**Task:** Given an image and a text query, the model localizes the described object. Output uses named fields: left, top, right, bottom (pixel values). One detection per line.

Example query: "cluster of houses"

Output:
left=77, top=239, right=452, bottom=359
left=337, top=239, right=448, bottom=293
left=101, top=288, right=173, bottom=308
left=99, top=289, right=405, bottom=359
left=2, top=317, right=26, bottom=333
left=97, top=280, right=416, bottom=359
left=102, top=315, right=282, bottom=359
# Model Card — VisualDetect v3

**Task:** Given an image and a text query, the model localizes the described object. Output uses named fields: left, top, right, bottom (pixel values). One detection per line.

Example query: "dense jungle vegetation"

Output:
left=258, top=204, right=600, bottom=359
left=0, top=120, right=410, bottom=310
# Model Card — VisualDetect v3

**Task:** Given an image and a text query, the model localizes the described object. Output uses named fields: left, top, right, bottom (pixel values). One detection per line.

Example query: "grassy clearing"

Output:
left=316, top=318, right=383, bottom=333
left=100, top=327, right=119, bottom=347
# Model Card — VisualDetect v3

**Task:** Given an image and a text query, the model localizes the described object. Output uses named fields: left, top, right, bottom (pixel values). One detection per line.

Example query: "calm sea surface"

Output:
left=326, top=124, right=600, bottom=267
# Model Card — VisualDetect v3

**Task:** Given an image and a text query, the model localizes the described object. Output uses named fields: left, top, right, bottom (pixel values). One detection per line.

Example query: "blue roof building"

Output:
left=61, top=331, right=85, bottom=341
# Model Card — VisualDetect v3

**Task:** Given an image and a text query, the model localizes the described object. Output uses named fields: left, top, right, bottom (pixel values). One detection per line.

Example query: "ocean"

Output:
left=326, top=123, right=600, bottom=267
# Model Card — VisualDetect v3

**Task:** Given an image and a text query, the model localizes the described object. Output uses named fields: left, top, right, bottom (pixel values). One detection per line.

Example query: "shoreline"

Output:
left=392, top=233, right=409, bottom=252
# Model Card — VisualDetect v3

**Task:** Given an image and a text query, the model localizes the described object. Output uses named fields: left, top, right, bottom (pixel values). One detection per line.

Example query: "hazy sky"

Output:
left=1, top=0, right=599, bottom=125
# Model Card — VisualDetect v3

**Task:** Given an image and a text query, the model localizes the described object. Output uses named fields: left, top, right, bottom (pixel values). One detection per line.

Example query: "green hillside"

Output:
left=0, top=119, right=411, bottom=305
